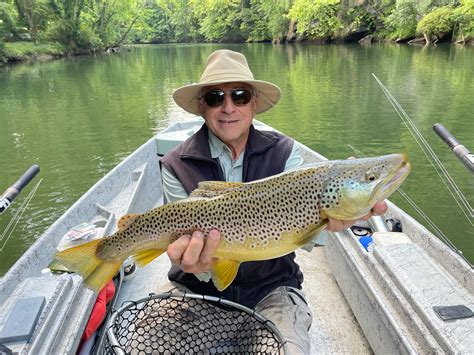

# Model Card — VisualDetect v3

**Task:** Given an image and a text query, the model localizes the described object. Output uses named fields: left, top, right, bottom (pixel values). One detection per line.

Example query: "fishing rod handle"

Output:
left=433, top=123, right=474, bottom=173
left=433, top=123, right=460, bottom=149
left=11, top=164, right=40, bottom=192
left=0, top=164, right=40, bottom=214
left=367, top=215, right=390, bottom=233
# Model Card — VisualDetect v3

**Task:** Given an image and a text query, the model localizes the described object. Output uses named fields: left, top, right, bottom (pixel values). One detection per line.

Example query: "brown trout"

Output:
left=54, top=154, right=410, bottom=292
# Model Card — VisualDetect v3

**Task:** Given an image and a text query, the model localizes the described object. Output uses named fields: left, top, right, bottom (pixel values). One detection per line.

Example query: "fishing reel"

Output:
left=352, top=217, right=403, bottom=251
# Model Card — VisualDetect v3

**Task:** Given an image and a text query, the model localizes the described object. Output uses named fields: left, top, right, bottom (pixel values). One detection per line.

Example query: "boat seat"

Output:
left=372, top=240, right=474, bottom=353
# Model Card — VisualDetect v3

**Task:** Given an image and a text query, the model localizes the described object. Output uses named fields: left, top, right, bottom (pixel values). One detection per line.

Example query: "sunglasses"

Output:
left=199, top=89, right=254, bottom=107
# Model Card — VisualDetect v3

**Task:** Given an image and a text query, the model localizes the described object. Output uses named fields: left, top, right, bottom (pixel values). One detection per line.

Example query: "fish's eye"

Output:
left=365, top=172, right=378, bottom=182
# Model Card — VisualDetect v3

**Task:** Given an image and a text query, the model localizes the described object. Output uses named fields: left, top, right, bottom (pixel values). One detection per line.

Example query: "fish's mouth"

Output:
left=371, top=158, right=410, bottom=201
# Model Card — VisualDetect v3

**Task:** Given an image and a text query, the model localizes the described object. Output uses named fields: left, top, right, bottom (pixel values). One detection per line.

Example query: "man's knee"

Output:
left=255, top=286, right=313, bottom=354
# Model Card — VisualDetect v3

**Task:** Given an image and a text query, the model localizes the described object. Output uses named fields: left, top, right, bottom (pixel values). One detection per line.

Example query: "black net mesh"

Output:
left=103, top=292, right=286, bottom=354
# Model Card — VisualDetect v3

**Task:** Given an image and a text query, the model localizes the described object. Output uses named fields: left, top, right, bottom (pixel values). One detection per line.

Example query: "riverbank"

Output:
left=0, top=42, right=68, bottom=64
left=0, top=42, right=129, bottom=65
left=2, top=38, right=472, bottom=67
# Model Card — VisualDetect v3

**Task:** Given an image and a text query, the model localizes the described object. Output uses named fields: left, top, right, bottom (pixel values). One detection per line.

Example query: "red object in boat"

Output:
left=81, top=280, right=115, bottom=341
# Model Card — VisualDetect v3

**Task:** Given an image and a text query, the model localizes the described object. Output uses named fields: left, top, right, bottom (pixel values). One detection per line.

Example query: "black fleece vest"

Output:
left=160, top=124, right=304, bottom=308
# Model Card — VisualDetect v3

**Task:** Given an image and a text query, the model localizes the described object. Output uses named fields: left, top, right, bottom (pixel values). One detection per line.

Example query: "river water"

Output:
left=0, top=43, right=472, bottom=274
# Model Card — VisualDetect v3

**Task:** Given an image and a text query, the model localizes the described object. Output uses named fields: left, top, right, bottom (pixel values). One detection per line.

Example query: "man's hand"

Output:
left=167, top=229, right=221, bottom=274
left=326, top=200, right=388, bottom=232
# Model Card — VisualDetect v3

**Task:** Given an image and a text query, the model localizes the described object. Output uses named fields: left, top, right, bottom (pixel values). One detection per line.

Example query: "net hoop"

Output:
left=105, top=291, right=288, bottom=354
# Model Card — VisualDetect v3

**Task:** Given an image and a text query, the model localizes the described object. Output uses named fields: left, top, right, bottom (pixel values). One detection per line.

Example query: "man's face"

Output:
left=198, top=82, right=258, bottom=152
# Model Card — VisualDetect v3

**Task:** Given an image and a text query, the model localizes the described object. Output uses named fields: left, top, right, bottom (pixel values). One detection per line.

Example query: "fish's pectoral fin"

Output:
left=297, top=222, right=329, bottom=248
left=133, top=249, right=165, bottom=267
left=190, top=181, right=243, bottom=198
left=117, top=213, right=140, bottom=230
left=210, top=259, right=241, bottom=291
left=53, top=239, right=122, bottom=292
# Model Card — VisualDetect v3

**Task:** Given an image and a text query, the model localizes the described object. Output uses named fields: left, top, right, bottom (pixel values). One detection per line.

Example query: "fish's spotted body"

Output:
left=54, top=154, right=410, bottom=292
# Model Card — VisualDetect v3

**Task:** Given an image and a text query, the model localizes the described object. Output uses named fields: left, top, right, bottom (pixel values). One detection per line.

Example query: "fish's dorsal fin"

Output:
left=175, top=196, right=208, bottom=203
left=190, top=181, right=243, bottom=198
left=117, top=213, right=140, bottom=230
left=211, top=259, right=241, bottom=291
left=198, top=181, right=243, bottom=190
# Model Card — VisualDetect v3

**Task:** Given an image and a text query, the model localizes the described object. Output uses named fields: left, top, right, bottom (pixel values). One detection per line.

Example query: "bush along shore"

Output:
left=0, top=42, right=124, bottom=64
left=1, top=0, right=473, bottom=64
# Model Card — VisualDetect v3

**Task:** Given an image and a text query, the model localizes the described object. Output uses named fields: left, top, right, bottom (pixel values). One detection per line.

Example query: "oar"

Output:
left=0, top=165, right=40, bottom=215
left=433, top=123, right=474, bottom=174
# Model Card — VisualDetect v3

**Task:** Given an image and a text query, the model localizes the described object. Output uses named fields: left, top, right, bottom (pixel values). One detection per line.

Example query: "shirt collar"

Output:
left=178, top=123, right=277, bottom=162
left=208, top=130, right=230, bottom=159
left=208, top=130, right=245, bottom=164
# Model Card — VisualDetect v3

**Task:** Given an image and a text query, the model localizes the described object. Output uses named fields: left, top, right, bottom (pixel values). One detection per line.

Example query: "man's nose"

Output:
left=221, top=94, right=236, bottom=113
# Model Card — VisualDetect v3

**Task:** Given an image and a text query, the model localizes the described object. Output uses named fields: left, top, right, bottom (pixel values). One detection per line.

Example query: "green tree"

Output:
left=416, top=5, right=455, bottom=41
left=241, top=0, right=293, bottom=42
left=192, top=0, right=245, bottom=42
left=85, top=0, right=144, bottom=48
left=415, top=0, right=458, bottom=15
left=47, top=0, right=93, bottom=50
left=14, top=0, right=50, bottom=42
left=163, top=0, right=201, bottom=42
left=130, top=2, right=174, bottom=43
left=0, top=1, right=19, bottom=42
left=240, top=3, right=270, bottom=42
left=384, top=1, right=418, bottom=39
left=261, top=0, right=292, bottom=41
left=288, top=0, right=343, bottom=39
left=452, top=0, right=474, bottom=41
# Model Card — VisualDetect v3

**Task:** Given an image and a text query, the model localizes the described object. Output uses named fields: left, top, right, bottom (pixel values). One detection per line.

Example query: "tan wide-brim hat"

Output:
left=173, top=49, right=281, bottom=116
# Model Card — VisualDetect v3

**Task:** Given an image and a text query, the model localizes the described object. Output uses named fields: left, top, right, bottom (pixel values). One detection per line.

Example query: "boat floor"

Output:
left=116, top=245, right=372, bottom=354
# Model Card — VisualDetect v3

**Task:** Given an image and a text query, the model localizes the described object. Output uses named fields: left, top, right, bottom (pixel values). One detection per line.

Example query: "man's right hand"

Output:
left=167, top=229, right=221, bottom=274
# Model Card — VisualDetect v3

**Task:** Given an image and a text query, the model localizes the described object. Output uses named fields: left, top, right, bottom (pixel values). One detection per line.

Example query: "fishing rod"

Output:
left=0, top=165, right=40, bottom=215
left=372, top=73, right=473, bottom=222
left=433, top=123, right=474, bottom=174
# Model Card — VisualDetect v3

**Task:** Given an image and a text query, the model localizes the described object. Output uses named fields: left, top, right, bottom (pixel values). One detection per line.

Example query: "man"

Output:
left=160, top=49, right=387, bottom=354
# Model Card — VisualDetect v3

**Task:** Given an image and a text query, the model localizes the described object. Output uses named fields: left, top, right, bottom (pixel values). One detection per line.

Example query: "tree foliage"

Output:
left=288, top=0, right=343, bottom=39
left=192, top=0, right=245, bottom=42
left=453, top=0, right=474, bottom=40
left=416, top=5, right=455, bottom=40
left=242, top=0, right=292, bottom=41
left=14, top=0, right=50, bottom=43
left=0, top=0, right=472, bottom=57
left=1, top=1, right=19, bottom=41
left=384, top=1, right=418, bottom=39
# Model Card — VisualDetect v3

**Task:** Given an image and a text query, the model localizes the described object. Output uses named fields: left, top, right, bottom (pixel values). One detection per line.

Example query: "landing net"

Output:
left=104, top=292, right=287, bottom=354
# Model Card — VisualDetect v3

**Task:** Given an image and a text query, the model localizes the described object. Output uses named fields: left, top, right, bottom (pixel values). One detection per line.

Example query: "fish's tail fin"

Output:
left=53, top=239, right=123, bottom=292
